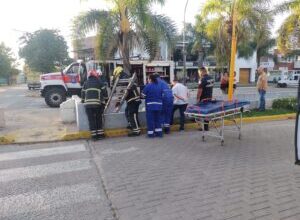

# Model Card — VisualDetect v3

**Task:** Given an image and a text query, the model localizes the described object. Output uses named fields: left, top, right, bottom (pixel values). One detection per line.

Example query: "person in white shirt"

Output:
left=170, top=79, right=189, bottom=131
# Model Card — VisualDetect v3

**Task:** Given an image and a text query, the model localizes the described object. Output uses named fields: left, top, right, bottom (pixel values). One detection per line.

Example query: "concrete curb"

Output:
left=0, top=113, right=296, bottom=145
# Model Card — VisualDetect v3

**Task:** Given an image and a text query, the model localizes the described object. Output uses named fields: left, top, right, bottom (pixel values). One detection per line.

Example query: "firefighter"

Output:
left=81, top=69, right=108, bottom=140
left=154, top=74, right=173, bottom=134
left=114, top=67, right=141, bottom=137
left=142, top=74, right=163, bottom=138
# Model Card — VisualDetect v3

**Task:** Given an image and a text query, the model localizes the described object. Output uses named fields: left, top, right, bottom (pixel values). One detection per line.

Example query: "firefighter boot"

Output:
left=97, top=130, right=105, bottom=140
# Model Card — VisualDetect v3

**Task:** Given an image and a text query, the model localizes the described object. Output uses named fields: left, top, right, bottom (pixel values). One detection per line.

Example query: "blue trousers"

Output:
left=146, top=110, right=163, bottom=137
left=162, top=101, right=173, bottom=133
left=171, top=104, right=188, bottom=130
left=259, top=89, right=266, bottom=111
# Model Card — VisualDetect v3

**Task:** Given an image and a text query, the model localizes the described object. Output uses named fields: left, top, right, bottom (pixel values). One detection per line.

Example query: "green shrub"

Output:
left=272, top=97, right=297, bottom=111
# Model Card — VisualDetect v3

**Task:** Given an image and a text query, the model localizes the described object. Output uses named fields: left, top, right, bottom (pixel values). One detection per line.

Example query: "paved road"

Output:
left=0, top=84, right=297, bottom=110
left=0, top=85, right=46, bottom=110
left=0, top=85, right=62, bottom=136
left=0, top=120, right=299, bottom=220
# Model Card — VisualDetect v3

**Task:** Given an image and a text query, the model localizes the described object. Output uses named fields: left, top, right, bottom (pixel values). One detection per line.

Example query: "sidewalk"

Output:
left=91, top=120, right=299, bottom=220
left=0, top=110, right=295, bottom=144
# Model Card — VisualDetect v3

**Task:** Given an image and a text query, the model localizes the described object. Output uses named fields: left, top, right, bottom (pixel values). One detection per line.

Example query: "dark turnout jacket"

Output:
left=126, top=83, right=141, bottom=104
left=81, top=76, right=108, bottom=107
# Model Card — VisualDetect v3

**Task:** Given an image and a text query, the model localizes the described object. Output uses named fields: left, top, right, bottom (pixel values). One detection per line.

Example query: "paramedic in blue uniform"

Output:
left=142, top=74, right=163, bottom=138
left=81, top=70, right=108, bottom=140
left=154, top=74, right=174, bottom=134
left=196, top=67, right=214, bottom=131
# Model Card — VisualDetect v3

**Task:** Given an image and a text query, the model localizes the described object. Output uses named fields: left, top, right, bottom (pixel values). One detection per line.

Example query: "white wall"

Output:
left=114, top=41, right=169, bottom=61
left=260, top=59, right=275, bottom=71
left=235, top=52, right=257, bottom=83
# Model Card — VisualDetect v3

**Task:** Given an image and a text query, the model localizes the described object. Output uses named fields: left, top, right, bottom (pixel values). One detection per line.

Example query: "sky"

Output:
left=0, top=0, right=287, bottom=65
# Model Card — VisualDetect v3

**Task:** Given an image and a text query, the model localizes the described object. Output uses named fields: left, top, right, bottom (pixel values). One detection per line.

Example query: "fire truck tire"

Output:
left=44, top=88, right=66, bottom=108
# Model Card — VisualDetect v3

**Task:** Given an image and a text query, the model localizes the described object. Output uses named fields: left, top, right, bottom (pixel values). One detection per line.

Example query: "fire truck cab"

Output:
left=40, top=61, right=88, bottom=107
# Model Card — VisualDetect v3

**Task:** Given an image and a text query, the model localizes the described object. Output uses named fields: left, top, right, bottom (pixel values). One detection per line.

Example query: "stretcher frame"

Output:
left=185, top=105, right=249, bottom=146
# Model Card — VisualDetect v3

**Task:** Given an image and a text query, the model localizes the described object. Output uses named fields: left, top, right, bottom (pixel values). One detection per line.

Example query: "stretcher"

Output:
left=185, top=100, right=250, bottom=145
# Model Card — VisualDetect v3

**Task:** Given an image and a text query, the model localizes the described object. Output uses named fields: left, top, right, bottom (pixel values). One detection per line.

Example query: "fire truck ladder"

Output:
left=104, top=73, right=137, bottom=113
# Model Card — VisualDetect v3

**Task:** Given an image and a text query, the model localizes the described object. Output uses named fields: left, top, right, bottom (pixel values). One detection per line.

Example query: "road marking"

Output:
left=0, top=144, right=86, bottom=162
left=0, top=182, right=101, bottom=218
left=0, top=159, right=91, bottom=183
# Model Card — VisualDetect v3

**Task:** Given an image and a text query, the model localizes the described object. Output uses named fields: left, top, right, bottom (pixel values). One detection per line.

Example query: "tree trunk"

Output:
left=119, top=6, right=131, bottom=75
left=256, top=50, right=260, bottom=68
left=119, top=33, right=131, bottom=74
left=198, top=51, right=204, bottom=68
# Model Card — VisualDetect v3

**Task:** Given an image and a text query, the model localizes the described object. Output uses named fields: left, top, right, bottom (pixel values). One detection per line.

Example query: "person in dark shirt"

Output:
left=196, top=67, right=214, bottom=131
left=197, top=67, right=214, bottom=103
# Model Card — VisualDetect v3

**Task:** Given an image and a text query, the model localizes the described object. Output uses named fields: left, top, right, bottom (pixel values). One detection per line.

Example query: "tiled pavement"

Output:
left=92, top=120, right=299, bottom=220
left=0, top=120, right=298, bottom=220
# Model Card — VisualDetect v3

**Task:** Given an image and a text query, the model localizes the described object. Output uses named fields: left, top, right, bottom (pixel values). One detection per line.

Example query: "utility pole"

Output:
left=183, top=0, right=189, bottom=85
left=228, top=0, right=238, bottom=101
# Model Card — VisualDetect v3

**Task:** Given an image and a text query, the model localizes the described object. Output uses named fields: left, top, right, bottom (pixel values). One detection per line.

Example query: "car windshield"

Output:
left=63, top=63, right=73, bottom=74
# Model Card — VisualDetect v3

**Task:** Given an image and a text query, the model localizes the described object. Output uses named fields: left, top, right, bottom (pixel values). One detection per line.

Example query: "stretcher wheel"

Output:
left=221, top=140, right=224, bottom=146
left=238, top=134, right=242, bottom=140
left=202, top=136, right=205, bottom=141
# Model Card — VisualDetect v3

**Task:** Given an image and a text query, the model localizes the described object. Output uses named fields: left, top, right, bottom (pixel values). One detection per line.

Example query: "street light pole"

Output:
left=183, top=0, right=189, bottom=85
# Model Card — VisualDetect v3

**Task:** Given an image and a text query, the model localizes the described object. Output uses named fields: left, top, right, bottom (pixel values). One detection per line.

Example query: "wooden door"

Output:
left=239, top=68, right=250, bottom=85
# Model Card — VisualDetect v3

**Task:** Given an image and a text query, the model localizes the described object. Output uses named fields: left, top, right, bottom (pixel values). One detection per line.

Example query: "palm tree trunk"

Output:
left=118, top=5, right=131, bottom=74
left=256, top=50, right=260, bottom=67
left=119, top=33, right=131, bottom=74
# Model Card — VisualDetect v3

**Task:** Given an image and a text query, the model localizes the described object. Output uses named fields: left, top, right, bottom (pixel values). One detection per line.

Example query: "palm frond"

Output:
left=277, top=13, right=300, bottom=54
left=201, top=0, right=229, bottom=18
left=274, top=0, right=300, bottom=14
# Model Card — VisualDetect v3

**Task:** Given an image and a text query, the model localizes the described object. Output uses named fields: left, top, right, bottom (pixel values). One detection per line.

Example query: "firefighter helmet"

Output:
left=113, top=66, right=123, bottom=78
left=88, top=69, right=99, bottom=78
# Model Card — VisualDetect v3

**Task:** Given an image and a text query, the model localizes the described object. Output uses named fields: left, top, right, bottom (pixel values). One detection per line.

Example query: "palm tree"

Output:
left=192, top=16, right=214, bottom=67
left=72, top=0, right=176, bottom=73
left=275, top=0, right=300, bottom=54
left=200, top=0, right=272, bottom=67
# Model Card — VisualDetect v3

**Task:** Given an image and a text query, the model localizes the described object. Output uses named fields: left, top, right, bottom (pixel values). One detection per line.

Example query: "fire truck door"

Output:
left=64, top=63, right=82, bottom=89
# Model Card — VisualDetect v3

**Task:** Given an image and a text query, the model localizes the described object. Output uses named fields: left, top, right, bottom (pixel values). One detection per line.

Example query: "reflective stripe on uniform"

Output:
left=84, top=102, right=101, bottom=105
left=85, top=99, right=101, bottom=102
left=148, top=131, right=154, bottom=134
left=155, top=128, right=162, bottom=132
left=128, top=97, right=140, bottom=103
left=147, top=102, right=162, bottom=105
left=97, top=130, right=104, bottom=134
left=133, top=113, right=139, bottom=130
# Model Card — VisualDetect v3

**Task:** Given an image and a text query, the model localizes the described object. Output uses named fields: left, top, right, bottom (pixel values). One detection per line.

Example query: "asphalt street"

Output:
left=0, top=85, right=64, bottom=137
left=0, top=84, right=297, bottom=110
left=0, top=120, right=298, bottom=220
left=0, top=85, right=46, bottom=110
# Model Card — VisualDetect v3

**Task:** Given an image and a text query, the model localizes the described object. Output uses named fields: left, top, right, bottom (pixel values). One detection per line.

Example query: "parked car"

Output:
left=268, top=70, right=288, bottom=83
left=26, top=72, right=41, bottom=90
left=277, top=73, right=300, bottom=88
left=27, top=81, right=41, bottom=90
